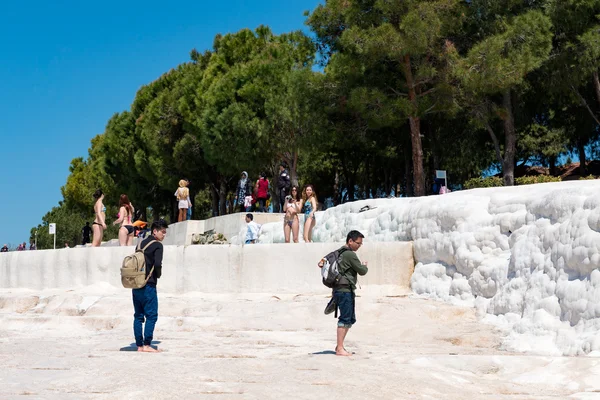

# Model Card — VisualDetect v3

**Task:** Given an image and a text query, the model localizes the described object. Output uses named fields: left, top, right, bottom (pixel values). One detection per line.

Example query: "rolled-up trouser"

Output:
left=333, top=290, right=356, bottom=328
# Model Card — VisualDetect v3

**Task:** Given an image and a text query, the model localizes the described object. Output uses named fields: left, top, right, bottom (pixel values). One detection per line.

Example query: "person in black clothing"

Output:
left=132, top=219, right=168, bottom=353
left=0, top=244, right=8, bottom=252
left=82, top=222, right=92, bottom=245
left=278, top=163, right=291, bottom=212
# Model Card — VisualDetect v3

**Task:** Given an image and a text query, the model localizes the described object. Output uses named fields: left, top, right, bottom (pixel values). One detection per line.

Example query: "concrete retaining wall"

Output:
left=0, top=242, right=414, bottom=295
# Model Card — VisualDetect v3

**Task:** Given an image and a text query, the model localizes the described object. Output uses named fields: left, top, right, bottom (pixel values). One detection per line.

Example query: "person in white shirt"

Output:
left=245, top=213, right=261, bottom=244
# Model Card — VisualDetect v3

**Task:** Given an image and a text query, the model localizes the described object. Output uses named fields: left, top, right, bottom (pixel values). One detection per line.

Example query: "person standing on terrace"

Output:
left=301, top=184, right=317, bottom=242
left=92, top=189, right=106, bottom=247
left=133, top=219, right=168, bottom=353
left=175, top=180, right=191, bottom=222
left=114, top=194, right=135, bottom=246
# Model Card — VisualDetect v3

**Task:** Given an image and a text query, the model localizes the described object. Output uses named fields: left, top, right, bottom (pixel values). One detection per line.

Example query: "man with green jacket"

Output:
left=333, top=230, right=368, bottom=356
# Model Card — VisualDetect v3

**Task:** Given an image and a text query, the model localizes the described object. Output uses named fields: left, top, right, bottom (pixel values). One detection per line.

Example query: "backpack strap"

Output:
left=144, top=266, right=155, bottom=284
left=140, top=240, right=157, bottom=253
left=335, top=247, right=351, bottom=287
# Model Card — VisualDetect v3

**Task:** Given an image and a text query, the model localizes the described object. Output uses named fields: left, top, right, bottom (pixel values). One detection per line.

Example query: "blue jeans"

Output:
left=132, top=285, right=158, bottom=347
left=334, top=290, right=356, bottom=328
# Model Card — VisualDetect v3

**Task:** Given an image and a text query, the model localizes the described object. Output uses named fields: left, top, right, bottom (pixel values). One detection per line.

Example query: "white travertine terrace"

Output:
left=258, top=180, right=600, bottom=355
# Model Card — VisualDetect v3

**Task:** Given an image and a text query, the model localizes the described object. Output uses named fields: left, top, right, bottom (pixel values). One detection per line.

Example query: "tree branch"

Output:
left=387, top=85, right=408, bottom=97
left=571, top=84, right=600, bottom=126
left=417, top=88, right=437, bottom=98
left=485, top=122, right=504, bottom=167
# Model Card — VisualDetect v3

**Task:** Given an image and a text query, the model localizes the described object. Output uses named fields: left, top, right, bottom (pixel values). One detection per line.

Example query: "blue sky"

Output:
left=0, top=0, right=321, bottom=246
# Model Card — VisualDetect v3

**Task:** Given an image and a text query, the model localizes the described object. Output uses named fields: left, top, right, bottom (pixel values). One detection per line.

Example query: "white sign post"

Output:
left=435, top=170, right=448, bottom=188
left=49, top=223, right=56, bottom=249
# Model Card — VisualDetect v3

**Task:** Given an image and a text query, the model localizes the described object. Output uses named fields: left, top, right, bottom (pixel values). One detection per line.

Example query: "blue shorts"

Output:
left=334, top=290, right=356, bottom=328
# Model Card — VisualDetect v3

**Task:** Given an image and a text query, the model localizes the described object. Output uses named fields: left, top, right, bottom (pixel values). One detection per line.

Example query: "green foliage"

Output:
left=515, top=175, right=562, bottom=185
left=30, top=202, right=120, bottom=250
left=580, top=175, right=598, bottom=180
left=28, top=4, right=600, bottom=235
left=464, top=176, right=504, bottom=189
left=193, top=188, right=214, bottom=220
left=455, top=11, right=553, bottom=94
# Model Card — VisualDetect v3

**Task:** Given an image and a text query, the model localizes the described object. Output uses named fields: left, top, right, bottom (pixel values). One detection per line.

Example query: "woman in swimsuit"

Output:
left=283, top=186, right=301, bottom=243
left=301, top=184, right=317, bottom=243
left=113, top=194, right=135, bottom=246
left=92, top=189, right=106, bottom=247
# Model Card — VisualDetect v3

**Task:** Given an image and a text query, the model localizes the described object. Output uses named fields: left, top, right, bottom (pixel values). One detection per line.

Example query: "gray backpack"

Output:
left=121, top=240, right=156, bottom=289
left=320, top=248, right=349, bottom=288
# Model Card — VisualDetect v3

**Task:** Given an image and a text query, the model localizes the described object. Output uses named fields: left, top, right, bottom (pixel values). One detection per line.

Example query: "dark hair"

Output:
left=93, top=189, right=103, bottom=199
left=290, top=186, right=300, bottom=201
left=279, top=162, right=287, bottom=169
left=346, top=230, right=364, bottom=244
left=85, top=222, right=90, bottom=226
left=151, top=219, right=169, bottom=234
left=260, top=172, right=267, bottom=179
left=246, top=213, right=253, bottom=221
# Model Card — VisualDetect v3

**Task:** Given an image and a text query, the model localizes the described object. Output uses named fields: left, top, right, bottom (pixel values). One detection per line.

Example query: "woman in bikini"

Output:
left=301, top=184, right=317, bottom=243
left=113, top=194, right=135, bottom=246
left=283, top=186, right=301, bottom=243
left=92, top=189, right=106, bottom=247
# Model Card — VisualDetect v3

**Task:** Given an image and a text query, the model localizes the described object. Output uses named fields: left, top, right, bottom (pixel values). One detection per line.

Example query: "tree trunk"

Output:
left=333, top=171, right=340, bottom=206
left=384, top=169, right=391, bottom=197
left=404, top=147, right=413, bottom=197
left=290, top=150, right=299, bottom=187
left=502, top=90, right=516, bottom=186
left=404, top=55, right=426, bottom=197
left=152, top=206, right=161, bottom=223
left=593, top=71, right=600, bottom=108
left=210, top=185, right=219, bottom=217
left=347, top=180, right=355, bottom=202
left=341, top=158, right=354, bottom=203
left=549, top=156, right=557, bottom=177
left=219, top=180, right=227, bottom=216
left=578, top=140, right=587, bottom=177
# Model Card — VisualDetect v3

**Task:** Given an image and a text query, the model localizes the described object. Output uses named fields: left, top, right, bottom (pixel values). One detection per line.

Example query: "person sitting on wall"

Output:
left=133, top=220, right=151, bottom=240
left=0, top=244, right=8, bottom=252
left=245, top=213, right=261, bottom=244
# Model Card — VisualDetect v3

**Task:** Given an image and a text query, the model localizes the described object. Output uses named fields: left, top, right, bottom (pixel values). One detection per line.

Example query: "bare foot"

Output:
left=335, top=347, right=352, bottom=357
left=142, top=345, right=161, bottom=353
left=137, top=346, right=144, bottom=352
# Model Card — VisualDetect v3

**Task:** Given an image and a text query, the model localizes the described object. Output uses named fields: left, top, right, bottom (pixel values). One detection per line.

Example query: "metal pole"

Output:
left=35, top=231, right=37, bottom=250
left=53, top=233, right=56, bottom=250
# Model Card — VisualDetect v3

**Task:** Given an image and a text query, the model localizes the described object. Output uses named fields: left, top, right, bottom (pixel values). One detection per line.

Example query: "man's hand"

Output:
left=363, top=261, right=368, bottom=267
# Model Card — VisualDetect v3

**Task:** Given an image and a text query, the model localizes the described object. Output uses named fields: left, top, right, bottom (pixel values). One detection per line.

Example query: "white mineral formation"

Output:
left=258, top=180, right=600, bottom=355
